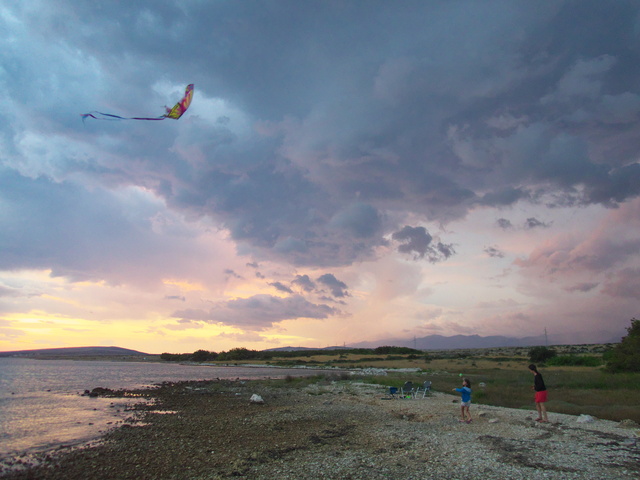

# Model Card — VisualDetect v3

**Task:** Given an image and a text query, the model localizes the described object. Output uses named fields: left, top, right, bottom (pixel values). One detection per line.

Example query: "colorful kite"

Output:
left=81, top=84, right=194, bottom=122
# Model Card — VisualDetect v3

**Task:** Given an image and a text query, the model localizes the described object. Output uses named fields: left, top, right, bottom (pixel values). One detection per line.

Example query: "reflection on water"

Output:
left=0, top=357, right=333, bottom=458
left=0, top=392, right=132, bottom=454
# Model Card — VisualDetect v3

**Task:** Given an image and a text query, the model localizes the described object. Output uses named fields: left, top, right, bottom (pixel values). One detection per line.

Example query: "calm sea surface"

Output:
left=0, top=357, right=331, bottom=458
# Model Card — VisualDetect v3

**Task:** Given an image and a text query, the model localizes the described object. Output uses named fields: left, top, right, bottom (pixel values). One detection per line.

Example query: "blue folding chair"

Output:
left=388, top=386, right=399, bottom=399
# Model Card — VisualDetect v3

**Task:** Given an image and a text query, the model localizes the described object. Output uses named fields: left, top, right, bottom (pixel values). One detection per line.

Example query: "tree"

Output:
left=605, top=318, right=640, bottom=373
left=217, top=347, right=258, bottom=361
left=191, top=349, right=216, bottom=362
left=528, top=346, right=557, bottom=364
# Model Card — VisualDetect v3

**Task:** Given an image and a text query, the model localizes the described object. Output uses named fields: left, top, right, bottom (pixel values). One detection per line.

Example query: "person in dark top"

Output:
left=528, top=364, right=548, bottom=423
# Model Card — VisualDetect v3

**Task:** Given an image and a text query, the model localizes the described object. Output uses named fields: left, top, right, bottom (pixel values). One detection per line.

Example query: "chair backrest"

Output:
left=423, top=380, right=432, bottom=390
left=389, top=386, right=398, bottom=395
left=402, top=381, right=413, bottom=390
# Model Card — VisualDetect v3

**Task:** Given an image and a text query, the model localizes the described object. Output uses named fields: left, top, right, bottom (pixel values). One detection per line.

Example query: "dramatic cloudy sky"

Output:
left=1, top=1, right=639, bottom=353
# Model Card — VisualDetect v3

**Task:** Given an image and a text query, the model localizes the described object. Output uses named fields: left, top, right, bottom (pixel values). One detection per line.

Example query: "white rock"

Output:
left=249, top=394, right=265, bottom=404
left=577, top=414, right=596, bottom=423
left=489, top=418, right=499, bottom=423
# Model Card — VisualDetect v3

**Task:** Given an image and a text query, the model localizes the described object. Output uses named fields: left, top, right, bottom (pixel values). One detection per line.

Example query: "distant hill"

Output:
left=0, top=346, right=149, bottom=357
left=262, top=332, right=621, bottom=353
left=263, top=346, right=351, bottom=352
left=349, top=332, right=622, bottom=350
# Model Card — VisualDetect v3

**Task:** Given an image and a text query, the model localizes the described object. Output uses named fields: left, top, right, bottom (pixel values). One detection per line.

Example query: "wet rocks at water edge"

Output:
left=81, top=387, right=114, bottom=397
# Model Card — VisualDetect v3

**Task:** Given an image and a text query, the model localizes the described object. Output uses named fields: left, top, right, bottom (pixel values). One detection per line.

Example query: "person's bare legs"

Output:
left=535, top=402, right=549, bottom=422
left=539, top=402, right=548, bottom=422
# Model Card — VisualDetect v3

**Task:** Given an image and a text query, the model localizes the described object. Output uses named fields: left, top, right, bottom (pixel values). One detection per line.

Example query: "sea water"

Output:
left=0, top=357, right=328, bottom=459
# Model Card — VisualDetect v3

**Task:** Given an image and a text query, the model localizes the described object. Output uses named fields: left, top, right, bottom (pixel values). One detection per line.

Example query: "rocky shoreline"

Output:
left=2, top=378, right=639, bottom=479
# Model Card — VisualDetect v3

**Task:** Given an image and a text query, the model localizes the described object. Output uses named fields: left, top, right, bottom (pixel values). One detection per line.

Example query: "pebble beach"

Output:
left=2, top=378, right=639, bottom=479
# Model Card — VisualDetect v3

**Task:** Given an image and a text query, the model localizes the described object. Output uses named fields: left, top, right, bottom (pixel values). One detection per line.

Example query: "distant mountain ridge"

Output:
left=0, top=346, right=148, bottom=357
left=265, top=332, right=620, bottom=353
left=263, top=346, right=351, bottom=352
left=350, top=332, right=621, bottom=350
left=0, top=331, right=621, bottom=358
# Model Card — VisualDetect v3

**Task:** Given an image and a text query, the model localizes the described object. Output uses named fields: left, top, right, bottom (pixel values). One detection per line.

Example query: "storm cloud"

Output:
left=1, top=0, right=639, bottom=352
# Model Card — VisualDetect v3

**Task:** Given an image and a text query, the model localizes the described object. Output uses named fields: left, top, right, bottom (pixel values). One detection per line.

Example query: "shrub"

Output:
left=605, top=318, right=640, bottom=373
left=374, top=346, right=422, bottom=355
left=528, top=346, right=557, bottom=364
left=546, top=355, right=603, bottom=367
left=191, top=349, right=217, bottom=362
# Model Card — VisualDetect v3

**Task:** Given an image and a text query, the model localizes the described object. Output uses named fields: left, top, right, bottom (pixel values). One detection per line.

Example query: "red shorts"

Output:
left=535, top=391, right=548, bottom=403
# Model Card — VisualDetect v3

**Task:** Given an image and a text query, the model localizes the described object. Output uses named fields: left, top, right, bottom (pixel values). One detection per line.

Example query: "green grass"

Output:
left=217, top=349, right=639, bottom=423
left=371, top=364, right=640, bottom=423
left=467, top=365, right=630, bottom=421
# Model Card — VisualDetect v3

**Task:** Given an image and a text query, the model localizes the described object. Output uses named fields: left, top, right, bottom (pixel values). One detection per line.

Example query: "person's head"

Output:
left=463, top=378, right=471, bottom=388
left=528, top=364, right=538, bottom=374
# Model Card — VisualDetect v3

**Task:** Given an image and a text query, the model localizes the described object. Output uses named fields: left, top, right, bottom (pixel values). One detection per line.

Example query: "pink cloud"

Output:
left=515, top=199, right=640, bottom=278
left=602, top=268, right=640, bottom=299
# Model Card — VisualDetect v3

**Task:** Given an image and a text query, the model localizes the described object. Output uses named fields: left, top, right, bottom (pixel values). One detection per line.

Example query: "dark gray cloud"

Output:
left=282, top=273, right=350, bottom=299
left=329, top=203, right=382, bottom=239
left=291, top=275, right=315, bottom=292
left=2, top=1, right=640, bottom=272
left=224, top=269, right=243, bottom=280
left=525, top=218, right=551, bottom=229
left=1, top=0, right=639, bottom=333
left=565, top=282, right=599, bottom=293
left=316, top=274, right=349, bottom=298
left=479, top=188, right=529, bottom=207
left=164, top=295, right=186, bottom=302
left=496, top=217, right=551, bottom=231
left=0, top=167, right=213, bottom=286
left=496, top=218, right=514, bottom=230
left=172, top=294, right=337, bottom=330
left=392, top=226, right=455, bottom=263
left=269, top=281, right=293, bottom=294
left=484, top=246, right=505, bottom=258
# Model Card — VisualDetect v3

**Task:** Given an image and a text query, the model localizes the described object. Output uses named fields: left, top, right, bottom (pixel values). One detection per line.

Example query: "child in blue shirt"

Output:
left=453, top=378, right=472, bottom=423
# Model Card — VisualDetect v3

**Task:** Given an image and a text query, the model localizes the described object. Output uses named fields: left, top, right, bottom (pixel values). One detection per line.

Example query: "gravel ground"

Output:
left=2, top=378, right=639, bottom=480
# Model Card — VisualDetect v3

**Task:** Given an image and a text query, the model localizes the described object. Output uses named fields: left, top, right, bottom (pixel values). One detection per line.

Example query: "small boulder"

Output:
left=249, top=394, right=265, bottom=404
left=83, top=387, right=113, bottom=397
left=618, top=419, right=639, bottom=429
left=577, top=414, right=596, bottom=424
left=488, top=418, right=499, bottom=424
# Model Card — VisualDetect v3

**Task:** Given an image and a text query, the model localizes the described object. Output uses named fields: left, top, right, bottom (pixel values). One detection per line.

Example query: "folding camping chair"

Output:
left=415, top=380, right=432, bottom=398
left=400, top=381, right=415, bottom=398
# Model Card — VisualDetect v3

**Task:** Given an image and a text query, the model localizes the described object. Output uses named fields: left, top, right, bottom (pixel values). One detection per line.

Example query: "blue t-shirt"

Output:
left=455, top=386, right=471, bottom=403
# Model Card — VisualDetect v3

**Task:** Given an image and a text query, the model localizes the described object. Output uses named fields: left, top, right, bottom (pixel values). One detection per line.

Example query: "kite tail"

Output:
left=81, top=85, right=192, bottom=123
left=81, top=111, right=167, bottom=122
